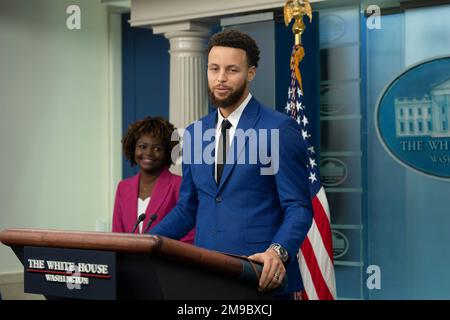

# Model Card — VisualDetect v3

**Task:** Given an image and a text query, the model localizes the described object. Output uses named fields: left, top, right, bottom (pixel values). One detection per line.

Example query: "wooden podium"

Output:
left=0, top=228, right=277, bottom=300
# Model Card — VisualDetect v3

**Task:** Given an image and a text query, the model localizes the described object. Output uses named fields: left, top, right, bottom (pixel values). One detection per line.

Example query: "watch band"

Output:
left=269, top=243, right=289, bottom=264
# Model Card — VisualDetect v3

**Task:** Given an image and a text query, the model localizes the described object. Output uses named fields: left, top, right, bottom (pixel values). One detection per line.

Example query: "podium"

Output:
left=0, top=228, right=276, bottom=300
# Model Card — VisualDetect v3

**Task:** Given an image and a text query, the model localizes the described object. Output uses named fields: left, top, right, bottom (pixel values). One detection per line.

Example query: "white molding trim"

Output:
left=105, top=11, right=123, bottom=232
left=220, top=12, right=274, bottom=27
left=102, top=0, right=130, bottom=12
left=130, top=0, right=325, bottom=27
left=152, top=22, right=211, bottom=34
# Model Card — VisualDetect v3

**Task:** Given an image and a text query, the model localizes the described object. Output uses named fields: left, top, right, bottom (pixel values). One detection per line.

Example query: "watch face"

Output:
left=280, top=248, right=288, bottom=261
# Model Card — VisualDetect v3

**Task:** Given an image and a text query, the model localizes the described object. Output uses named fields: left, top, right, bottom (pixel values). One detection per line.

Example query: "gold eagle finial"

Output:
left=284, top=0, right=312, bottom=45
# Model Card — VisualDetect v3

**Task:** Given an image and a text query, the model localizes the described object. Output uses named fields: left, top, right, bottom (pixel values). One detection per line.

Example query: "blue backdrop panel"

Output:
left=122, top=14, right=170, bottom=178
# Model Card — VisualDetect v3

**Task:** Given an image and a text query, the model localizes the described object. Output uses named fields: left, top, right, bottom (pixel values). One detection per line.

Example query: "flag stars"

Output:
left=296, top=101, right=303, bottom=111
left=288, top=87, right=293, bottom=98
left=285, top=102, right=291, bottom=113
left=297, top=88, right=303, bottom=97
left=309, top=158, right=317, bottom=169
left=308, top=172, right=317, bottom=184
left=302, top=116, right=309, bottom=127
left=308, top=146, right=315, bottom=154
left=302, top=129, right=310, bottom=140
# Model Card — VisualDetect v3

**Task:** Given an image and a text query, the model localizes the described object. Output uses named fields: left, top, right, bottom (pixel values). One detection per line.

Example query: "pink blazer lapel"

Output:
left=145, top=167, right=171, bottom=220
left=122, top=173, right=139, bottom=230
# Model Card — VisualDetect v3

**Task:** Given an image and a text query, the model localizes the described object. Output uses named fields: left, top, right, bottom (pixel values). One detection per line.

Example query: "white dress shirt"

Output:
left=137, top=197, right=150, bottom=234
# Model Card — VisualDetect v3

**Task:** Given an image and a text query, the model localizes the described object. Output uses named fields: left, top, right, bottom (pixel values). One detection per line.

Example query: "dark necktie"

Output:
left=216, top=119, right=232, bottom=185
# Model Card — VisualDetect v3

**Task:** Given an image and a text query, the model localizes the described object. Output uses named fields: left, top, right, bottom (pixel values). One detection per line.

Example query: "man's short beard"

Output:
left=208, top=83, right=247, bottom=109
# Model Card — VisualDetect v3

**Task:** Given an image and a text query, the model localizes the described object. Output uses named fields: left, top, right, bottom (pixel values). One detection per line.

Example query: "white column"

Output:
left=164, top=30, right=210, bottom=130
left=152, top=26, right=210, bottom=175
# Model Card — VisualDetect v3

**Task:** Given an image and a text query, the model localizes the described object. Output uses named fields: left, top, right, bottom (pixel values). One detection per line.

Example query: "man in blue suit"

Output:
left=151, top=29, right=312, bottom=297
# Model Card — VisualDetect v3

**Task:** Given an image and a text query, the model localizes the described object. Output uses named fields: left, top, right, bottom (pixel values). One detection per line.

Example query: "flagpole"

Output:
left=284, top=0, right=338, bottom=301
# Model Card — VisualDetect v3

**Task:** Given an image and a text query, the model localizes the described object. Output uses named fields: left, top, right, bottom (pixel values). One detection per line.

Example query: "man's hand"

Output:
left=248, top=248, right=286, bottom=291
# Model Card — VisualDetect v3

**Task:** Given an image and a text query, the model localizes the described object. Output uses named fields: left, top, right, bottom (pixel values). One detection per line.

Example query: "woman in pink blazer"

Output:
left=112, top=117, right=194, bottom=243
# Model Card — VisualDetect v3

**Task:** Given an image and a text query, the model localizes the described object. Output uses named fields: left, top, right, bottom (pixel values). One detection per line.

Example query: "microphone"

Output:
left=144, top=214, right=158, bottom=233
left=132, top=213, right=146, bottom=234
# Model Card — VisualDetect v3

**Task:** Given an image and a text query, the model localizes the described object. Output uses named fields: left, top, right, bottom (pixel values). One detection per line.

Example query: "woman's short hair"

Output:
left=122, top=116, right=179, bottom=168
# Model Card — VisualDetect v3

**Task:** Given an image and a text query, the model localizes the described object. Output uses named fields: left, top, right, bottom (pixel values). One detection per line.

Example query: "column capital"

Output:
left=164, top=30, right=210, bottom=40
left=164, top=31, right=210, bottom=54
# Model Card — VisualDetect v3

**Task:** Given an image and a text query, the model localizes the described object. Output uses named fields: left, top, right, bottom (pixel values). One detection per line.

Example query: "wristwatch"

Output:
left=269, top=243, right=289, bottom=264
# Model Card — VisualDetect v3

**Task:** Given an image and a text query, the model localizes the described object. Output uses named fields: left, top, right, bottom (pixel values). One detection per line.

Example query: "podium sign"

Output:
left=24, top=246, right=116, bottom=299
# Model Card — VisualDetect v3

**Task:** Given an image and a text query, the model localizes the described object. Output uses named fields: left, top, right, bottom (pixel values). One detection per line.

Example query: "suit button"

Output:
left=215, top=197, right=222, bottom=203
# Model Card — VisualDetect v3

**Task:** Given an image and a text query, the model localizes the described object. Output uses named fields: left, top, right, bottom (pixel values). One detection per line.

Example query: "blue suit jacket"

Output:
left=151, top=97, right=313, bottom=293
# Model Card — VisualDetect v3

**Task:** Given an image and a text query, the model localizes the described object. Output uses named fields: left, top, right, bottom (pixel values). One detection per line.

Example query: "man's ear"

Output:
left=247, top=66, right=256, bottom=82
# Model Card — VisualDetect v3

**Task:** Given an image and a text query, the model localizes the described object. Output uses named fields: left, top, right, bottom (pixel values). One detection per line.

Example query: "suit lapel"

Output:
left=145, top=168, right=171, bottom=221
left=200, top=111, right=218, bottom=190
left=125, top=173, right=140, bottom=230
left=217, top=97, right=260, bottom=193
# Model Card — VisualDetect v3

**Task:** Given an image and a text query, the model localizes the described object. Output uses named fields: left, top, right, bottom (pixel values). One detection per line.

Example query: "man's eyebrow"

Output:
left=208, top=63, right=241, bottom=68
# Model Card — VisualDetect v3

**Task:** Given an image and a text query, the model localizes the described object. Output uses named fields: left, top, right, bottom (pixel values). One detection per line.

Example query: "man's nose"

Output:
left=217, top=70, right=227, bottom=83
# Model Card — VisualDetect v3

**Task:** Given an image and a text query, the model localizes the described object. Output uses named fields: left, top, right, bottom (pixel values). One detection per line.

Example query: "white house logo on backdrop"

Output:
left=320, top=84, right=345, bottom=115
left=320, top=158, right=348, bottom=187
left=375, top=56, right=450, bottom=180
left=394, top=79, right=450, bottom=138
left=331, top=230, right=349, bottom=260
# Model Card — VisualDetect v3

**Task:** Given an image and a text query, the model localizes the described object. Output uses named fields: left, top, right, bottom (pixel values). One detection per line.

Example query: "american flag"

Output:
left=285, top=45, right=337, bottom=300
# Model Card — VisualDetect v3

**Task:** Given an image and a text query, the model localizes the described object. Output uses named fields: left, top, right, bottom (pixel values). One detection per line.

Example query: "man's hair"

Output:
left=207, top=29, right=260, bottom=68
left=122, top=116, right=179, bottom=168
